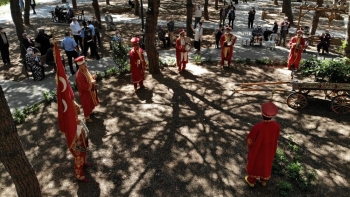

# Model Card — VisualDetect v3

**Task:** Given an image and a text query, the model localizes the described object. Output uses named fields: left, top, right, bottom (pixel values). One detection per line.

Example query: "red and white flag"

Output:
left=55, top=42, right=77, bottom=149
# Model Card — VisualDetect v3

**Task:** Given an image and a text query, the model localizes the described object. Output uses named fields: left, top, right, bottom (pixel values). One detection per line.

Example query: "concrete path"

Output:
left=0, top=0, right=343, bottom=112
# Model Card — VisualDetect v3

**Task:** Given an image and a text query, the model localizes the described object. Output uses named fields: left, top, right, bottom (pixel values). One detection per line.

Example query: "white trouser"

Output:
left=181, top=52, right=188, bottom=62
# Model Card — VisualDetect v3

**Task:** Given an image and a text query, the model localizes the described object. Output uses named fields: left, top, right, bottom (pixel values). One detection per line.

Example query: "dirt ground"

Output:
left=1, top=0, right=350, bottom=196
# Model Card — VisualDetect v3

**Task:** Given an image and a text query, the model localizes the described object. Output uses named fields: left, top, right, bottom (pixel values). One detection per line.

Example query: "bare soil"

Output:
left=1, top=0, right=349, bottom=196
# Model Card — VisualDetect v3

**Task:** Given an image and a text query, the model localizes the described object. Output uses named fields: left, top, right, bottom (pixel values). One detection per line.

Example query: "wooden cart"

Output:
left=287, top=82, right=350, bottom=114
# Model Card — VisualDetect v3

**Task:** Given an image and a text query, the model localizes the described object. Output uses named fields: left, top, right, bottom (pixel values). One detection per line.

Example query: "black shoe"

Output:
left=71, top=71, right=75, bottom=75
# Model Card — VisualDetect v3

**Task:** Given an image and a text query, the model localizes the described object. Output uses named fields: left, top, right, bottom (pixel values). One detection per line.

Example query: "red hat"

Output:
left=130, top=37, right=139, bottom=44
left=178, top=29, right=185, bottom=35
left=261, top=102, right=278, bottom=118
left=74, top=56, right=86, bottom=65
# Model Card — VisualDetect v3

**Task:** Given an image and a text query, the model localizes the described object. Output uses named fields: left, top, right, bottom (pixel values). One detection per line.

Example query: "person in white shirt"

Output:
left=194, top=4, right=202, bottom=29
left=70, top=17, right=83, bottom=50
left=191, top=22, right=203, bottom=53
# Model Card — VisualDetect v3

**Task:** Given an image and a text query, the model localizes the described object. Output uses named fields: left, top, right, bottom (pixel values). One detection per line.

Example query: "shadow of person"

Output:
left=136, top=87, right=153, bottom=103
left=85, top=116, right=106, bottom=147
left=180, top=70, right=198, bottom=81
left=77, top=171, right=101, bottom=197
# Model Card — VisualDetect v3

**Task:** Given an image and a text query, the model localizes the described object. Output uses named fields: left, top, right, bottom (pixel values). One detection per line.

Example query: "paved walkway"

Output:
left=0, top=0, right=343, bottom=112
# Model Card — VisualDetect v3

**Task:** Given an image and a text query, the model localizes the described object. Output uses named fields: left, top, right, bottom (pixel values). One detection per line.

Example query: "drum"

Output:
left=227, top=41, right=232, bottom=46
left=185, top=44, right=191, bottom=51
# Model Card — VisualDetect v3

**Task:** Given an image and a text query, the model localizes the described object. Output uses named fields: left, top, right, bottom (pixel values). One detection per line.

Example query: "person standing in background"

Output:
left=248, top=8, right=256, bottom=29
left=0, top=27, right=10, bottom=66
left=129, top=37, right=147, bottom=92
left=30, top=0, right=36, bottom=14
left=167, top=17, right=175, bottom=47
left=279, top=17, right=290, bottom=47
left=70, top=17, right=83, bottom=50
left=19, top=0, right=24, bottom=12
left=191, top=22, right=203, bottom=54
left=194, top=4, right=202, bottom=29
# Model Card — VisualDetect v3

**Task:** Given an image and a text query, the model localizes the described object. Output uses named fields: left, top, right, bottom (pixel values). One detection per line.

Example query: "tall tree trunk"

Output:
left=204, top=0, right=209, bottom=20
left=345, top=6, right=350, bottom=58
left=134, top=0, right=140, bottom=16
left=92, top=0, right=101, bottom=29
left=282, top=0, right=293, bottom=25
left=106, top=0, right=110, bottom=6
left=11, top=0, right=25, bottom=61
left=215, top=0, right=218, bottom=10
left=274, top=0, right=278, bottom=6
left=145, top=0, right=160, bottom=74
left=186, top=0, right=194, bottom=38
left=24, top=0, right=30, bottom=25
left=0, top=86, right=42, bottom=197
left=72, top=0, right=77, bottom=10
left=310, top=0, right=323, bottom=35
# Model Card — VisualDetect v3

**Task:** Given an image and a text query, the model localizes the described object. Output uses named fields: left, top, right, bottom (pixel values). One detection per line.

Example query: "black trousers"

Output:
left=248, top=20, right=254, bottom=29
left=0, top=46, right=10, bottom=64
left=83, top=41, right=100, bottom=60
left=228, top=19, right=234, bottom=27
left=94, top=31, right=101, bottom=47
left=73, top=35, right=83, bottom=50
left=65, top=50, right=79, bottom=74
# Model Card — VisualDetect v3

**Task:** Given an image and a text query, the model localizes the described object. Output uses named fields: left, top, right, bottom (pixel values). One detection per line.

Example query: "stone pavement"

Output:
left=0, top=0, right=342, bottom=112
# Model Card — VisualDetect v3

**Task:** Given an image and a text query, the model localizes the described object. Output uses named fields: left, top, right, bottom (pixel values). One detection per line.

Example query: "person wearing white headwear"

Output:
left=279, top=16, right=290, bottom=47
left=25, top=48, right=46, bottom=81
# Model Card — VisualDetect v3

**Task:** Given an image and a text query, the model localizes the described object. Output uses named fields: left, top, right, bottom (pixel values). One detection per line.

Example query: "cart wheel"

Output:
left=287, top=92, right=308, bottom=109
left=331, top=95, right=350, bottom=114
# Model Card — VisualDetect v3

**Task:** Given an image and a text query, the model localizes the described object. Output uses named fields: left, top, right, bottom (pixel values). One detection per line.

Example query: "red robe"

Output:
left=219, top=33, right=236, bottom=65
left=287, top=36, right=305, bottom=70
left=246, top=120, right=280, bottom=181
left=129, top=47, right=146, bottom=83
left=76, top=68, right=99, bottom=118
left=175, top=37, right=189, bottom=70
left=69, top=127, right=88, bottom=180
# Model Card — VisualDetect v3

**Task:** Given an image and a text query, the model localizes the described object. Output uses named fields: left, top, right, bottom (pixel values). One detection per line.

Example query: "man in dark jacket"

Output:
left=248, top=8, right=255, bottom=29
left=35, top=29, right=52, bottom=55
left=0, top=27, right=10, bottom=65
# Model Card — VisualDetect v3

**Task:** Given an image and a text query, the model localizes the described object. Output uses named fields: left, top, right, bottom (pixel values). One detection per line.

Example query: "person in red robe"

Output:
left=75, top=56, right=99, bottom=122
left=220, top=26, right=237, bottom=68
left=175, top=29, right=190, bottom=72
left=287, top=29, right=305, bottom=70
left=70, top=116, right=91, bottom=183
left=129, top=37, right=147, bottom=91
left=245, top=102, right=280, bottom=187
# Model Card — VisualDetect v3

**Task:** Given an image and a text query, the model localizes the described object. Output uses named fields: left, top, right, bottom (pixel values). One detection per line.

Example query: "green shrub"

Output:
left=43, top=91, right=57, bottom=103
left=279, top=181, right=293, bottom=196
left=0, top=0, right=10, bottom=6
left=12, top=108, right=27, bottom=124
left=111, top=40, right=131, bottom=75
left=194, top=54, right=202, bottom=64
left=255, top=57, right=272, bottom=65
left=245, top=58, right=251, bottom=65
left=300, top=57, right=350, bottom=82
left=159, top=57, right=176, bottom=67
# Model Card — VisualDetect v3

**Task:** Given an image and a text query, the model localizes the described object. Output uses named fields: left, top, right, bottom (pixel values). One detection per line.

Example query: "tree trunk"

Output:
left=62, top=0, right=67, bottom=3
left=92, top=0, right=101, bottom=29
left=24, top=0, right=30, bottom=25
left=345, top=7, right=350, bottom=58
left=11, top=0, right=25, bottom=61
left=145, top=0, right=160, bottom=74
left=274, top=0, right=278, bottom=6
left=106, top=0, right=110, bottom=6
left=186, top=0, right=194, bottom=38
left=310, top=0, right=323, bottom=35
left=283, top=0, right=293, bottom=25
left=0, top=85, right=42, bottom=197
left=204, top=0, right=209, bottom=20
left=72, top=0, right=77, bottom=10
left=215, top=0, right=218, bottom=10
left=134, top=0, right=140, bottom=16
